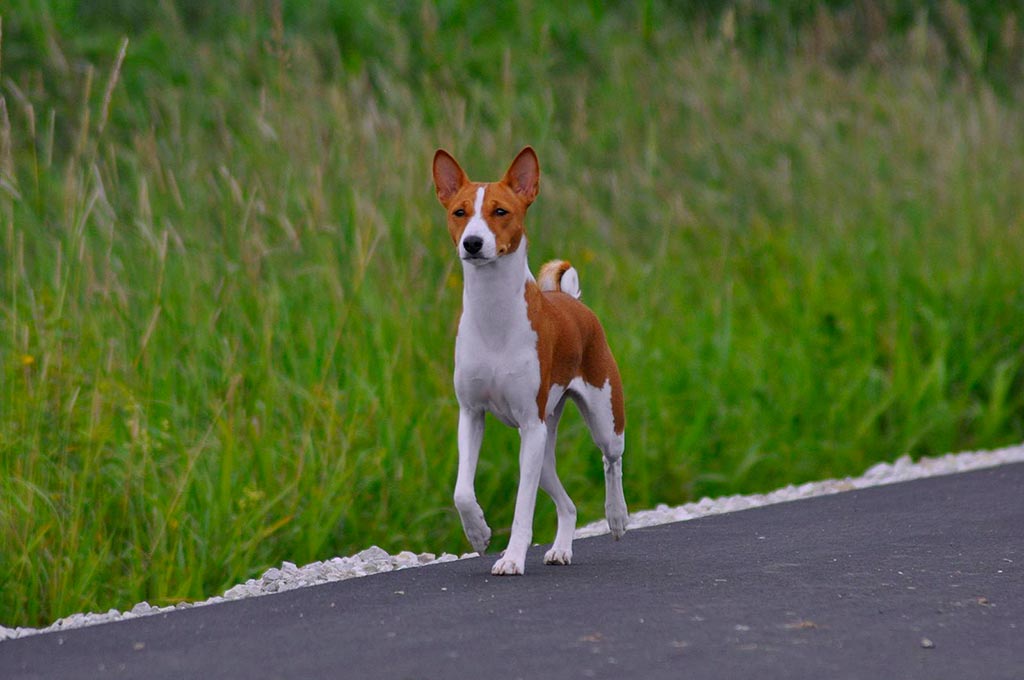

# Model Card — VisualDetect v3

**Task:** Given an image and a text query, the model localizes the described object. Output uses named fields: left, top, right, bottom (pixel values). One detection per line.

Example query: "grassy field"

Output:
left=2, top=2, right=1023, bottom=627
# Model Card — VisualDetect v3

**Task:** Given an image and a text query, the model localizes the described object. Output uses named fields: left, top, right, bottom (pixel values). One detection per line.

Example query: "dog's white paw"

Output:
left=463, top=521, right=491, bottom=555
left=458, top=503, right=492, bottom=554
left=491, top=554, right=525, bottom=576
left=543, top=546, right=573, bottom=565
left=606, top=508, right=629, bottom=540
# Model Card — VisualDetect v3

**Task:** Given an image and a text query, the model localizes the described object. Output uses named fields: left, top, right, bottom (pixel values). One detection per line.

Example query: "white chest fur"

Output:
left=454, top=242, right=542, bottom=428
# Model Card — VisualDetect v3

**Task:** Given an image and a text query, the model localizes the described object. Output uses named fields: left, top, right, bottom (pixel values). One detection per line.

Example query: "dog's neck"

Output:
left=459, top=239, right=535, bottom=348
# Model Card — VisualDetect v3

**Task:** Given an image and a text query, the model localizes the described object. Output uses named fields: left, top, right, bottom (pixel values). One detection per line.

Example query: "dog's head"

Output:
left=432, top=147, right=539, bottom=264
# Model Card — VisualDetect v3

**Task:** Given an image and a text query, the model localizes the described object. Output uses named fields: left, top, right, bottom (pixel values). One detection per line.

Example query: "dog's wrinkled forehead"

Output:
left=448, top=182, right=524, bottom=216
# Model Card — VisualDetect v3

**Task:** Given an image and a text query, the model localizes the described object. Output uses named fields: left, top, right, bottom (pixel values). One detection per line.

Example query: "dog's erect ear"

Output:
left=502, top=146, right=539, bottom=205
left=433, top=150, right=469, bottom=206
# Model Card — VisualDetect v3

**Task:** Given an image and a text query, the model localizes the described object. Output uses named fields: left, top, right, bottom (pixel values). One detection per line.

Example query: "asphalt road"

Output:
left=2, top=463, right=1022, bottom=680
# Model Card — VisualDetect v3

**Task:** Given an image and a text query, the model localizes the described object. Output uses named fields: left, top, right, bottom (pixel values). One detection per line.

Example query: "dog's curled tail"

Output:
left=538, top=260, right=582, bottom=299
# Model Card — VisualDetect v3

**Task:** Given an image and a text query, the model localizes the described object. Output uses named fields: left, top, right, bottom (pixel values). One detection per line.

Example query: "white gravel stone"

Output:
left=3, top=443, right=1021, bottom=642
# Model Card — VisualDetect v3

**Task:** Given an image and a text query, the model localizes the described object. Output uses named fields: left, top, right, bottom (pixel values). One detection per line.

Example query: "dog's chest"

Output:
left=454, top=306, right=542, bottom=428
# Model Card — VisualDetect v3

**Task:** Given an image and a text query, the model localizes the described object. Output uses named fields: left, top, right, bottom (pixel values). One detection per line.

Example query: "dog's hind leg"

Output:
left=601, top=443, right=628, bottom=540
left=571, top=378, right=628, bottom=539
left=454, top=408, right=491, bottom=554
left=539, top=399, right=577, bottom=565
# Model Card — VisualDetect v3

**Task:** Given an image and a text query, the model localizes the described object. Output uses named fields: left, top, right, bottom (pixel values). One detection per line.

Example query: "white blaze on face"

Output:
left=460, top=186, right=498, bottom=260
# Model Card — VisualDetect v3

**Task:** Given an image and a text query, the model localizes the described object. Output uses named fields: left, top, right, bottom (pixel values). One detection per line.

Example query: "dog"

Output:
left=432, top=146, right=628, bottom=575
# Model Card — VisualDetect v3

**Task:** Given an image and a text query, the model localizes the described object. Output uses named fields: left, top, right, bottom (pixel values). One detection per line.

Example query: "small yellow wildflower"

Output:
left=21, top=355, right=35, bottom=366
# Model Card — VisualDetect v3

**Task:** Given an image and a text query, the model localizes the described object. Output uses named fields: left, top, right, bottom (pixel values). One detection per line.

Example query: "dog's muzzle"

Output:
left=462, top=235, right=484, bottom=256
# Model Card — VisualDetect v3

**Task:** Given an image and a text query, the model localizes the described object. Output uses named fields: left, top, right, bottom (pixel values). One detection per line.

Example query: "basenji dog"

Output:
left=432, top=146, right=628, bottom=576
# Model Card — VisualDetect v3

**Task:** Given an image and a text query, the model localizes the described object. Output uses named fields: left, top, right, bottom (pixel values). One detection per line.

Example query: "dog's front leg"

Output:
left=492, top=421, right=547, bottom=575
left=454, top=408, right=491, bottom=554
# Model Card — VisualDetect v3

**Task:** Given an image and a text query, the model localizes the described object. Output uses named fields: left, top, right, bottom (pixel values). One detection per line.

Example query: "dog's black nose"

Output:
left=463, top=235, right=484, bottom=255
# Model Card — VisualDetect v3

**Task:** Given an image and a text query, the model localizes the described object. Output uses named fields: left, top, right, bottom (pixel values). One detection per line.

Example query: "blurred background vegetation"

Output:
left=1, top=0, right=1022, bottom=627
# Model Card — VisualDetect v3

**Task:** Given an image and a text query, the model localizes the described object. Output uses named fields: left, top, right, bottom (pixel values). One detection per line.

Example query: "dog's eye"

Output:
left=494, top=208, right=509, bottom=216
left=453, top=208, right=466, bottom=218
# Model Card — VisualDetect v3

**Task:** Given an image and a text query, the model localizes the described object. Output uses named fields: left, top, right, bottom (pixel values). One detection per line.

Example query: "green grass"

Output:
left=2, top=2, right=1023, bottom=627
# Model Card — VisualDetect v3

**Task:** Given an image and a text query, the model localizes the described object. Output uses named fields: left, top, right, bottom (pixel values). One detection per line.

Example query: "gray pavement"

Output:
left=2, top=462, right=1022, bottom=679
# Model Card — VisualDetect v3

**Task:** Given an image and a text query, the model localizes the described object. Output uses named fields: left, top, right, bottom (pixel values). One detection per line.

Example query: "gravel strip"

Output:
left=3, top=443, right=1021, bottom=642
